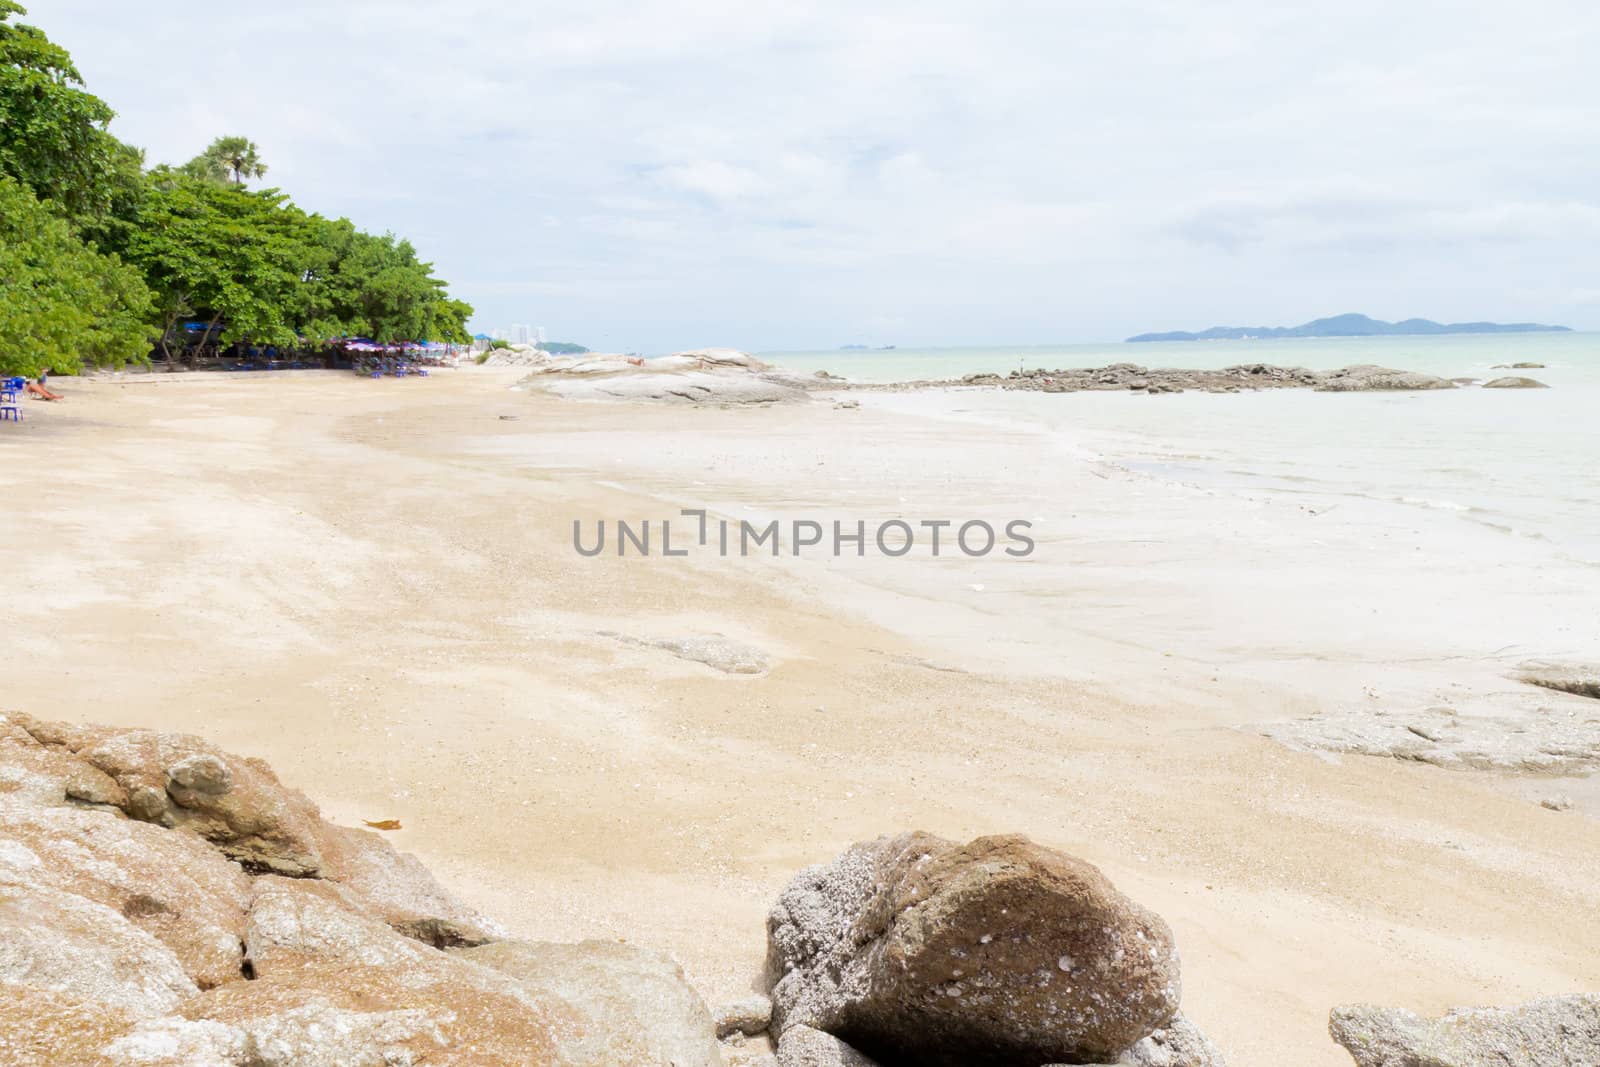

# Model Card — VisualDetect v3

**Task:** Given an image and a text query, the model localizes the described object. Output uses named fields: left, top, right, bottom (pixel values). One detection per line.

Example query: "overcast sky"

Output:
left=29, top=1, right=1600, bottom=351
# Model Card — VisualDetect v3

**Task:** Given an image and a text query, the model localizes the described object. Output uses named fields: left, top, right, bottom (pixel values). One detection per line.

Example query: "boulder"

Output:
left=777, top=1025, right=883, bottom=1067
left=1330, top=995, right=1600, bottom=1066
left=766, top=832, right=1182, bottom=1066
left=459, top=938, right=722, bottom=1067
left=0, top=803, right=251, bottom=989
left=1482, top=376, right=1549, bottom=389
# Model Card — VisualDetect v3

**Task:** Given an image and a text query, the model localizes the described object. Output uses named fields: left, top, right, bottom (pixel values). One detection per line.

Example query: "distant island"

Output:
left=1126, top=313, right=1571, bottom=343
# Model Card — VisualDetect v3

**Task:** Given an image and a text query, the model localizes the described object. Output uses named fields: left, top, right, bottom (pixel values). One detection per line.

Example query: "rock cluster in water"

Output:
left=950, top=363, right=1457, bottom=394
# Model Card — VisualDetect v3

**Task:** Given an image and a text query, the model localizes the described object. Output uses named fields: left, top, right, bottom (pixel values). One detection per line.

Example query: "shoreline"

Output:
left=3, top=368, right=1597, bottom=1066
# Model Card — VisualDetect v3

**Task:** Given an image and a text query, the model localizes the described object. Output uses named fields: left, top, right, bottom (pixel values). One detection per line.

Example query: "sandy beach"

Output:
left=3, top=367, right=1597, bottom=1067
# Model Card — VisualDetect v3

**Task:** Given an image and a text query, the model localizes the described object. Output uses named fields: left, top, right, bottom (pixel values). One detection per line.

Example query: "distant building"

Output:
left=512, top=324, right=531, bottom=344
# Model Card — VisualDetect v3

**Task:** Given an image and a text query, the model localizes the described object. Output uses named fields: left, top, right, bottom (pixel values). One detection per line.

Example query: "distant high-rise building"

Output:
left=512, top=324, right=531, bottom=344
left=536, top=326, right=547, bottom=344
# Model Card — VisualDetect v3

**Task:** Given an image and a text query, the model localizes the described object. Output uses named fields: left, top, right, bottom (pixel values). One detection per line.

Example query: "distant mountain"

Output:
left=1126, top=313, right=1571, bottom=343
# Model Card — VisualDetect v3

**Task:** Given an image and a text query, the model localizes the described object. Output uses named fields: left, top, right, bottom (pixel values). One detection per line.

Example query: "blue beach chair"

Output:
left=1, top=379, right=22, bottom=422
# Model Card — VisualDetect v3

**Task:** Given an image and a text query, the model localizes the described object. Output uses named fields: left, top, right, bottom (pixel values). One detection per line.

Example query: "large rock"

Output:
left=1482, top=376, right=1549, bottom=389
left=1330, top=995, right=1600, bottom=1066
left=0, top=803, right=251, bottom=989
left=766, top=832, right=1183, bottom=1066
left=459, top=938, right=723, bottom=1067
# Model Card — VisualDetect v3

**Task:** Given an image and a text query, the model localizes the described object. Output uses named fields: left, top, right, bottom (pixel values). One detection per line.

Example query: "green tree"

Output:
left=302, top=217, right=471, bottom=344
left=0, top=1, right=137, bottom=221
left=183, top=135, right=267, bottom=186
left=120, top=172, right=315, bottom=363
left=0, top=176, right=152, bottom=376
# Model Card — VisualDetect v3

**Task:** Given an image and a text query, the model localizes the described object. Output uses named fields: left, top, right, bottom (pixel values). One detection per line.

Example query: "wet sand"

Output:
left=2, top=367, right=1596, bottom=1066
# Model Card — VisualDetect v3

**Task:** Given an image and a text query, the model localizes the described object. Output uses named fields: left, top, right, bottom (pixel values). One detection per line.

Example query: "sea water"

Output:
left=762, top=332, right=1600, bottom=566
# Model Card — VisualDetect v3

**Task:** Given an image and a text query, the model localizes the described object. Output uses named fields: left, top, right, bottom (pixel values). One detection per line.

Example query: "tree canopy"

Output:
left=0, top=2, right=472, bottom=377
left=0, top=177, right=151, bottom=376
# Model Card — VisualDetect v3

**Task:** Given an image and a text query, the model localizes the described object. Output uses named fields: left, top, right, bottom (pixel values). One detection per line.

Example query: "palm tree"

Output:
left=184, top=136, right=267, bottom=186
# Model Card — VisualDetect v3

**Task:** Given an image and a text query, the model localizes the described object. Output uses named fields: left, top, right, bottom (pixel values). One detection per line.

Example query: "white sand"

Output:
left=2, top=367, right=1596, bottom=1066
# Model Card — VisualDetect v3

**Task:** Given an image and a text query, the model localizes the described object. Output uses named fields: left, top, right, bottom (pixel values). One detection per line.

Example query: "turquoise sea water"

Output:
left=763, top=332, right=1600, bottom=567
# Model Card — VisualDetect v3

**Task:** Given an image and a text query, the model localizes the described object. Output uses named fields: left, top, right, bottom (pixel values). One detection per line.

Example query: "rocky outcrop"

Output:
left=1491, top=362, right=1546, bottom=369
left=459, top=939, right=723, bottom=1067
left=1330, top=995, right=1600, bottom=1066
left=765, top=832, right=1189, bottom=1066
left=0, top=711, right=720, bottom=1066
left=514, top=348, right=806, bottom=405
left=1482, top=376, right=1549, bottom=388
left=927, top=363, right=1454, bottom=395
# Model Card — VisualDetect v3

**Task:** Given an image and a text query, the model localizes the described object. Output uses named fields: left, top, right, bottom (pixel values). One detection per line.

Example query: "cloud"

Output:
left=26, top=0, right=1600, bottom=347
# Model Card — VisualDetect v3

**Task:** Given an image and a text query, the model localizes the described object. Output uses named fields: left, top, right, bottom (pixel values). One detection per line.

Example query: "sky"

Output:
left=26, top=0, right=1600, bottom=351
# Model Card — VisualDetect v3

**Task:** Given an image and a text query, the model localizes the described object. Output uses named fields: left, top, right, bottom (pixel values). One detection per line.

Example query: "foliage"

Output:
left=0, top=176, right=152, bottom=376
left=488, top=338, right=511, bottom=350
left=0, top=6, right=473, bottom=370
left=0, top=1, right=138, bottom=222
left=301, top=217, right=471, bottom=344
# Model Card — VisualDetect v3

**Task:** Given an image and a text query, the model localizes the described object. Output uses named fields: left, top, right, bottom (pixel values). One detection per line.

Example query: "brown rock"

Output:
left=1482, top=376, right=1549, bottom=389
left=766, top=832, right=1182, bottom=1066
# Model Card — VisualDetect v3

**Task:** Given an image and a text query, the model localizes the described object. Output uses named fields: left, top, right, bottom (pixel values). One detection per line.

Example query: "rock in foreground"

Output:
left=1330, top=995, right=1600, bottom=1066
left=0, top=711, right=720, bottom=1066
left=766, top=832, right=1186, bottom=1066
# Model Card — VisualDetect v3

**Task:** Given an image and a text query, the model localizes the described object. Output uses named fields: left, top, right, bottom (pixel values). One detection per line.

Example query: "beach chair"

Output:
left=0, top=382, right=21, bottom=422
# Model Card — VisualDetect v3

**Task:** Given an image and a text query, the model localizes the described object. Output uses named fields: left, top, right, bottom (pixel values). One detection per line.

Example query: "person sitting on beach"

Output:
left=25, top=377, right=63, bottom=401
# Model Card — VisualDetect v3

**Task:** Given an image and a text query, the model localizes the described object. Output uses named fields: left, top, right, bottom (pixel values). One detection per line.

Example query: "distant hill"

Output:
left=537, top=342, right=590, bottom=354
left=1127, top=313, right=1571, bottom=343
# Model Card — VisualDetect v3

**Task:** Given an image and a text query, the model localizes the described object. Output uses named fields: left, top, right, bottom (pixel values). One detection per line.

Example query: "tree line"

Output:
left=0, top=1, right=472, bottom=378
